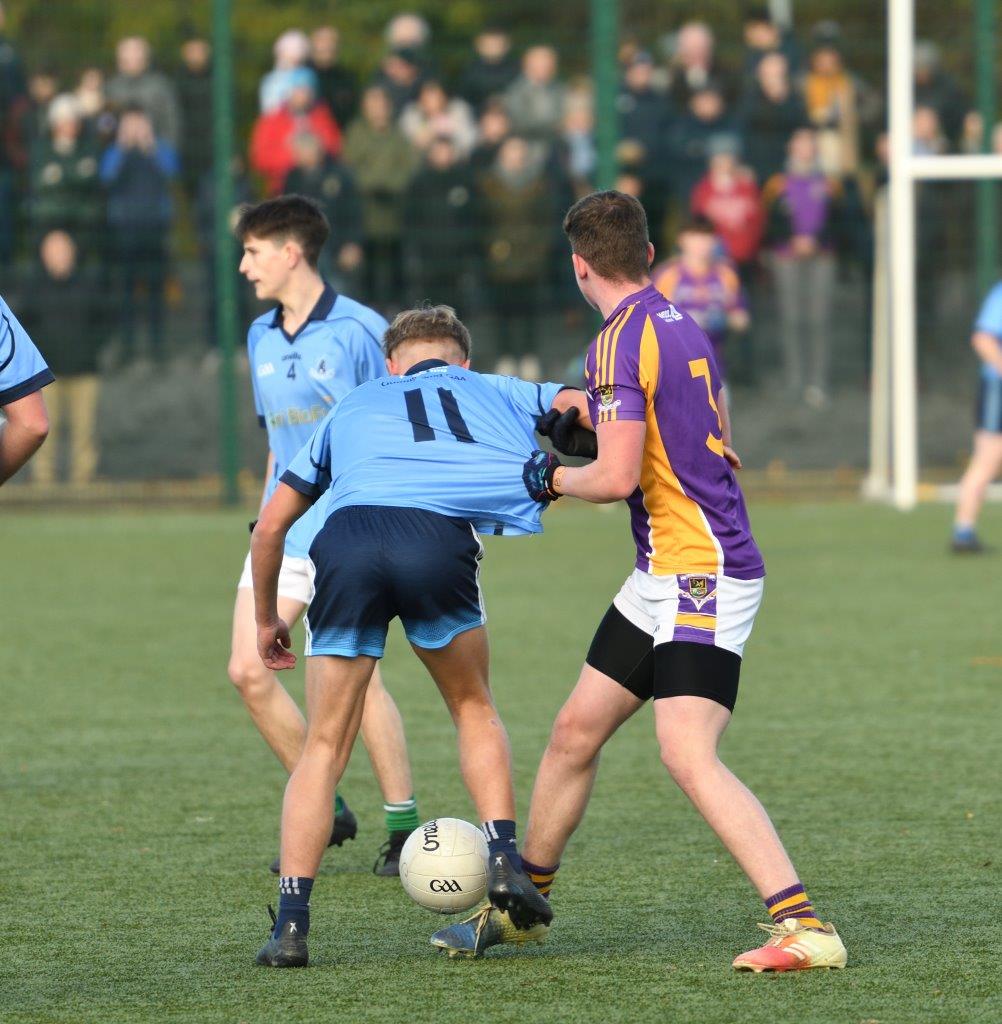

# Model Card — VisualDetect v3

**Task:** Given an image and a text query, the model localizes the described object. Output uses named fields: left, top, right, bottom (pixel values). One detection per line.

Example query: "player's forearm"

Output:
left=553, top=459, right=637, bottom=503
left=972, top=332, right=1002, bottom=375
left=250, top=522, right=286, bottom=626
left=0, top=398, right=50, bottom=485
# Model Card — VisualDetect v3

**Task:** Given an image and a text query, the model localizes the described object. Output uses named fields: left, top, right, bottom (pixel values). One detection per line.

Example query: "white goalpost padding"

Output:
left=871, top=0, right=1002, bottom=509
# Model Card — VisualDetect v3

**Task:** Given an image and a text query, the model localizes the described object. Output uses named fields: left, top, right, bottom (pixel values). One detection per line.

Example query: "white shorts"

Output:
left=612, top=569, right=764, bottom=658
left=237, top=551, right=315, bottom=607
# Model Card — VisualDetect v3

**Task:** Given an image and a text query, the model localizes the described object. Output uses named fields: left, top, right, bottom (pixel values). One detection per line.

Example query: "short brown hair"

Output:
left=235, top=194, right=329, bottom=268
left=562, top=190, right=651, bottom=283
left=383, top=305, right=472, bottom=361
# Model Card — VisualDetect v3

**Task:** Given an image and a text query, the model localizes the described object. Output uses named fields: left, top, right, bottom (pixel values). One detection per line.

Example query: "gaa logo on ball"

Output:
left=399, top=818, right=488, bottom=913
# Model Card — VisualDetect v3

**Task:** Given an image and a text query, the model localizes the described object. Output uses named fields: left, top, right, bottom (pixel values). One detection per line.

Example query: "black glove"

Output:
left=248, top=519, right=258, bottom=534
left=522, top=449, right=563, bottom=503
left=536, top=407, right=598, bottom=460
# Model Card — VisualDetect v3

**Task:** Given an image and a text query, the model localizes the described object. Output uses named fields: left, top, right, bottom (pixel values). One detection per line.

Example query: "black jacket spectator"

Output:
left=458, top=29, right=519, bottom=113
left=310, top=26, right=358, bottom=128
left=176, top=39, right=213, bottom=198
left=283, top=151, right=364, bottom=264
left=736, top=55, right=807, bottom=184
left=20, top=259, right=104, bottom=377
left=670, top=85, right=736, bottom=206
left=29, top=94, right=104, bottom=249
left=403, top=139, right=478, bottom=310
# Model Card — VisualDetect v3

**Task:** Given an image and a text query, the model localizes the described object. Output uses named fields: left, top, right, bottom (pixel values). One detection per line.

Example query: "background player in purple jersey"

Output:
left=433, top=191, right=846, bottom=973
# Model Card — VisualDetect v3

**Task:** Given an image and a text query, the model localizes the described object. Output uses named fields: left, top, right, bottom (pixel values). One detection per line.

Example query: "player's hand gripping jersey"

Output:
left=282, top=360, right=565, bottom=536
left=248, top=284, right=387, bottom=556
left=585, top=284, right=764, bottom=579
left=0, top=295, right=54, bottom=405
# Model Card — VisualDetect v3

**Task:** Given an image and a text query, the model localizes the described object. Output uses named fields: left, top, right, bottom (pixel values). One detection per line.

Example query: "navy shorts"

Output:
left=305, top=505, right=485, bottom=658
left=976, top=375, right=1002, bottom=433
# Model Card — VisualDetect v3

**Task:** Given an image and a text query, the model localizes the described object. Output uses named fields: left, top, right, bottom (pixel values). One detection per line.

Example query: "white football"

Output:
left=399, top=817, right=488, bottom=914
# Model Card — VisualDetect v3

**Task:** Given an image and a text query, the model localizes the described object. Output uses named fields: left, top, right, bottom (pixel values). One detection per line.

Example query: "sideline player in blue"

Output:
left=249, top=305, right=590, bottom=967
left=951, top=278, right=1002, bottom=553
left=0, top=293, right=53, bottom=485
left=230, top=196, right=420, bottom=876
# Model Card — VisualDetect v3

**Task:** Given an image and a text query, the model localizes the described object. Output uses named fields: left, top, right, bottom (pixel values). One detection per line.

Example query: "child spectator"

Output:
left=690, top=135, right=764, bottom=276
left=652, top=217, right=748, bottom=381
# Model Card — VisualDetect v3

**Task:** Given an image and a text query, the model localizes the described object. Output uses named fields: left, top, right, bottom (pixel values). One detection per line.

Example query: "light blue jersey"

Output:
left=282, top=360, right=565, bottom=537
left=974, top=281, right=1002, bottom=382
left=0, top=294, right=54, bottom=406
left=247, top=283, right=387, bottom=557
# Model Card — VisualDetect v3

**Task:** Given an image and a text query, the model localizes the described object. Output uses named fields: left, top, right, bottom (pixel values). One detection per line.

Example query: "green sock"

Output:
left=384, top=797, right=419, bottom=836
left=334, top=793, right=346, bottom=815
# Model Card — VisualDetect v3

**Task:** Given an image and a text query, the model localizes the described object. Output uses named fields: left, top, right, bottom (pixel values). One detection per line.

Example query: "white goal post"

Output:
left=867, top=0, right=1002, bottom=509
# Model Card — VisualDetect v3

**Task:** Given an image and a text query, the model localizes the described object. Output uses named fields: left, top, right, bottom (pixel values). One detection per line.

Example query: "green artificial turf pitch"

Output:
left=2, top=502, right=1000, bottom=1024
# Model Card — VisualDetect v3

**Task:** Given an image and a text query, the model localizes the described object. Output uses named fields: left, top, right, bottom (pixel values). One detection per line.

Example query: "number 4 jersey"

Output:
left=282, top=359, right=565, bottom=537
left=585, top=284, right=764, bottom=580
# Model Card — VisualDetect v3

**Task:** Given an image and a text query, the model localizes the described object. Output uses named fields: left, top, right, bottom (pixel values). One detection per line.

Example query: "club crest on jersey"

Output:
left=257, top=362, right=275, bottom=378
left=678, top=573, right=717, bottom=612
left=596, top=384, right=620, bottom=411
left=309, top=358, right=335, bottom=382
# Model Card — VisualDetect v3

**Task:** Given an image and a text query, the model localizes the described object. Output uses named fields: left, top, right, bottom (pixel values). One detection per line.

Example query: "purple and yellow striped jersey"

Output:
left=584, top=283, right=764, bottom=580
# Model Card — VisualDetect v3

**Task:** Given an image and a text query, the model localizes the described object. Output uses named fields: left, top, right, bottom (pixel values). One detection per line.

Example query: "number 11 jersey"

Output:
left=584, top=284, right=764, bottom=580
left=282, top=359, right=564, bottom=537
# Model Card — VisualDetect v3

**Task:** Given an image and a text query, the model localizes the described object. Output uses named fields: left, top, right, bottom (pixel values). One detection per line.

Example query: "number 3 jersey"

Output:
left=584, top=283, right=764, bottom=580
left=282, top=360, right=564, bottom=537
left=248, top=284, right=388, bottom=557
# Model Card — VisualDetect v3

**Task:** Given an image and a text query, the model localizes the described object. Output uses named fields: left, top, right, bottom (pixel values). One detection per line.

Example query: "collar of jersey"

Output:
left=403, top=358, right=450, bottom=376
left=604, top=282, right=658, bottom=327
left=270, top=281, right=338, bottom=342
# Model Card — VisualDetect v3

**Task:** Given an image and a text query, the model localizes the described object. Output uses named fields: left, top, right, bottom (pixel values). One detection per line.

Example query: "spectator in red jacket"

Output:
left=249, top=67, right=341, bottom=194
left=690, top=134, right=764, bottom=276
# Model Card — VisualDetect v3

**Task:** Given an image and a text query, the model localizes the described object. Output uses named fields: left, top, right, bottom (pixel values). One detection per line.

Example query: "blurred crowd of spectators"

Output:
left=0, top=5, right=996, bottom=481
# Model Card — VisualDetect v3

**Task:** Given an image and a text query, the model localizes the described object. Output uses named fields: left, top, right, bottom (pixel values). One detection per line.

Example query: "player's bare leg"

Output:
left=652, top=695, right=798, bottom=897
left=415, top=626, right=552, bottom=935
left=229, top=588, right=417, bottom=870
left=410, top=626, right=514, bottom=821
left=257, top=654, right=375, bottom=968
left=653, top=694, right=846, bottom=971
left=953, top=430, right=1002, bottom=551
left=280, top=654, right=376, bottom=876
left=522, top=664, right=642, bottom=866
